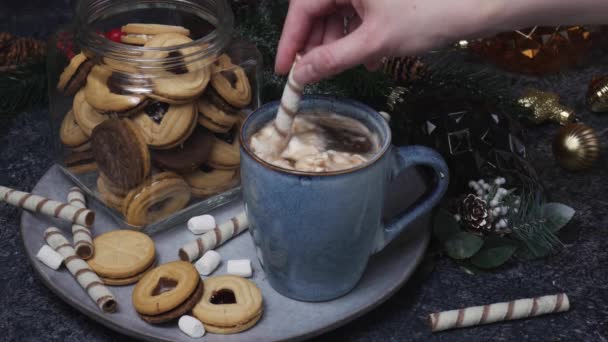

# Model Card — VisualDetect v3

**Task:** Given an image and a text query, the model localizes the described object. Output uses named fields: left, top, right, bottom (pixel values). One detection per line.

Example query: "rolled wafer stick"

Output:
left=428, top=293, right=570, bottom=332
left=179, top=211, right=248, bottom=262
left=67, top=187, right=94, bottom=259
left=44, top=227, right=117, bottom=313
left=273, top=54, right=304, bottom=138
left=0, top=185, right=94, bottom=227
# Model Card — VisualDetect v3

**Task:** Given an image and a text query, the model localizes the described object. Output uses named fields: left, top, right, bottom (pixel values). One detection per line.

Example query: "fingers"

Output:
left=303, top=19, right=326, bottom=54
left=294, top=23, right=382, bottom=84
left=275, top=0, right=349, bottom=75
left=322, top=14, right=345, bottom=45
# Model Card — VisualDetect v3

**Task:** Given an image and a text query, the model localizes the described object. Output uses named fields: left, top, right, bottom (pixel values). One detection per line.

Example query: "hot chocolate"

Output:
left=249, top=111, right=380, bottom=172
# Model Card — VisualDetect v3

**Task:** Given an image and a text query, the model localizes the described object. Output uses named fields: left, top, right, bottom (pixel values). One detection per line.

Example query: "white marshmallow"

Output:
left=36, top=244, right=64, bottom=270
left=187, top=215, right=216, bottom=235
left=195, top=250, right=221, bottom=276
left=178, top=315, right=205, bottom=338
left=227, top=259, right=253, bottom=278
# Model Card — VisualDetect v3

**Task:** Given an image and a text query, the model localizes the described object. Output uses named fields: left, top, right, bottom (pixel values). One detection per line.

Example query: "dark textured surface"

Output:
left=1, top=2, right=608, bottom=341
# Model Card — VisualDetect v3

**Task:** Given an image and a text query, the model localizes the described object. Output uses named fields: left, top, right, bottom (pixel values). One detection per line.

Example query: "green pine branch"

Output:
left=0, top=58, right=48, bottom=116
left=508, top=190, right=562, bottom=257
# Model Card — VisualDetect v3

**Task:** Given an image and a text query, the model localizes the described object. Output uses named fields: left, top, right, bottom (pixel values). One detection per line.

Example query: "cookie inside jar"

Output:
left=50, top=0, right=260, bottom=230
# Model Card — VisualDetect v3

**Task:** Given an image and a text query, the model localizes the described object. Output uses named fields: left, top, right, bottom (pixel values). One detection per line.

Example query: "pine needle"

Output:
left=0, top=58, right=47, bottom=116
left=509, top=190, right=563, bottom=257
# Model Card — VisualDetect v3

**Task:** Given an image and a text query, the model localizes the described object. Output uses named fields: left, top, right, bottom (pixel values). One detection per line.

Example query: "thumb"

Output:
left=293, top=24, right=381, bottom=85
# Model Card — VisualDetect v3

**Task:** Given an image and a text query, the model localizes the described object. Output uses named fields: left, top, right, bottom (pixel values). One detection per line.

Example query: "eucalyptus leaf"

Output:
left=470, top=237, right=518, bottom=269
left=542, top=203, right=575, bottom=232
left=444, top=232, right=484, bottom=260
left=433, top=209, right=462, bottom=242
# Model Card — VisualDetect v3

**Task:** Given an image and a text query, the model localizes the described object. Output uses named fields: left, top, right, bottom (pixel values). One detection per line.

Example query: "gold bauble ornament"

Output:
left=518, top=88, right=576, bottom=125
left=552, top=123, right=600, bottom=171
left=586, top=76, right=608, bottom=112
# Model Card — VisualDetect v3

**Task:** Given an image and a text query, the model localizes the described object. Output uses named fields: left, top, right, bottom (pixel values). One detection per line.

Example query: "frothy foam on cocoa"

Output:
left=249, top=112, right=380, bottom=172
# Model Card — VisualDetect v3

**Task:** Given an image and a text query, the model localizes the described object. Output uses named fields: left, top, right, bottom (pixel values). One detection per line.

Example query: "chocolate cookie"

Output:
left=57, top=53, right=95, bottom=97
left=142, top=33, right=211, bottom=103
left=131, top=101, right=198, bottom=150
left=91, top=118, right=151, bottom=189
left=210, top=54, right=252, bottom=108
left=121, top=23, right=190, bottom=45
left=152, top=125, right=214, bottom=173
left=132, top=261, right=203, bottom=324
left=122, top=172, right=191, bottom=227
left=184, top=164, right=239, bottom=197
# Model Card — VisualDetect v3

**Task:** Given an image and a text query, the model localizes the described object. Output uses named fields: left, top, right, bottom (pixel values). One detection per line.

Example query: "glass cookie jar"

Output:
left=47, top=0, right=262, bottom=233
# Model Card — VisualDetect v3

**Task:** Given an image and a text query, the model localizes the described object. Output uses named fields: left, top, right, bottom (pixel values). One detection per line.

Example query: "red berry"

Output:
left=67, top=51, right=76, bottom=59
left=104, top=28, right=123, bottom=42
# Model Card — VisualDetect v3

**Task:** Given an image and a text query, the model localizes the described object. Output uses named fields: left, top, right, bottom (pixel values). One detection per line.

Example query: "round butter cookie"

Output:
left=131, top=101, right=197, bottom=150
left=210, top=54, right=252, bottom=108
left=193, top=275, right=263, bottom=334
left=122, top=172, right=191, bottom=227
left=132, top=261, right=203, bottom=324
left=87, top=230, right=156, bottom=285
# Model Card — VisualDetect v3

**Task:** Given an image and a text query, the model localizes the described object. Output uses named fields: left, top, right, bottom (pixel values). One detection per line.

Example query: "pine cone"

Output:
left=383, top=56, right=426, bottom=82
left=0, top=32, right=13, bottom=51
left=0, top=36, right=47, bottom=67
left=458, top=194, right=491, bottom=233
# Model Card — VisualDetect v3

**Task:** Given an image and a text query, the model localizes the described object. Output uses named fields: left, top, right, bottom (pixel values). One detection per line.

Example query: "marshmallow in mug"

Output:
left=227, top=259, right=252, bottom=278
left=195, top=250, right=221, bottom=276
left=187, top=214, right=216, bottom=235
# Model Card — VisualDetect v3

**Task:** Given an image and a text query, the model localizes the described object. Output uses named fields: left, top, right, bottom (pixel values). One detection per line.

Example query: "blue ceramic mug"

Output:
left=240, top=96, right=449, bottom=302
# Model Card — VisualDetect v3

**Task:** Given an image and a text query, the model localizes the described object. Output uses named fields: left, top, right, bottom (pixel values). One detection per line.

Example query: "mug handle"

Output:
left=373, top=145, right=449, bottom=253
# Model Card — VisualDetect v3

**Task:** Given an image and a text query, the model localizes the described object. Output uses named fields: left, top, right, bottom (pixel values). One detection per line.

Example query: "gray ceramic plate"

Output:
left=20, top=166, right=430, bottom=342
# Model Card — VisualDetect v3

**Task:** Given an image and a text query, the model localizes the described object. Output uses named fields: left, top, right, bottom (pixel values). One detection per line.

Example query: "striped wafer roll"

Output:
left=179, top=211, right=248, bottom=262
left=428, top=293, right=569, bottom=332
left=0, top=185, right=95, bottom=227
left=67, top=187, right=94, bottom=259
left=44, top=227, right=117, bottom=313
left=273, top=55, right=304, bottom=137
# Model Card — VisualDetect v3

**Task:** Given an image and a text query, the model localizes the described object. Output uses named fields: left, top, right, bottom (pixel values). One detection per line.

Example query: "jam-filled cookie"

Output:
left=122, top=172, right=191, bottom=227
left=210, top=54, right=252, bottom=108
left=87, top=230, right=156, bottom=286
left=184, top=164, right=239, bottom=197
left=192, top=275, right=263, bottom=334
left=57, top=53, right=95, bottom=97
left=131, top=101, right=198, bottom=150
left=121, top=23, right=190, bottom=45
left=142, top=33, right=211, bottom=104
left=152, top=125, right=214, bottom=173
left=60, top=109, right=90, bottom=150
left=132, top=261, right=203, bottom=324
left=72, top=90, right=109, bottom=136
left=91, top=118, right=151, bottom=189
left=208, top=128, right=240, bottom=170
left=197, top=89, right=240, bottom=133
left=84, top=65, right=146, bottom=114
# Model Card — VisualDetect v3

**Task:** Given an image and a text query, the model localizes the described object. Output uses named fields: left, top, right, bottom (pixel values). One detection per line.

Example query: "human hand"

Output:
left=275, top=0, right=503, bottom=85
